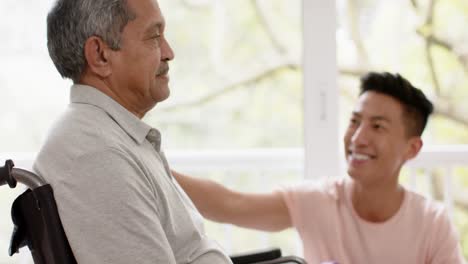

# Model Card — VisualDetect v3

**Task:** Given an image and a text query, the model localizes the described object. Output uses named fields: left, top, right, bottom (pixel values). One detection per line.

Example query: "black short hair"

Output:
left=359, top=72, right=434, bottom=137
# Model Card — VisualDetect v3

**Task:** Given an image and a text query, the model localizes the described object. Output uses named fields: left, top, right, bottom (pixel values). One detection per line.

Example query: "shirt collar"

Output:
left=70, top=84, right=153, bottom=145
left=146, top=128, right=162, bottom=152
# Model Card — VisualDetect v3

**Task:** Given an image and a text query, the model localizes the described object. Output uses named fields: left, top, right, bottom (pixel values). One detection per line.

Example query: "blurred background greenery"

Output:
left=0, top=0, right=467, bottom=262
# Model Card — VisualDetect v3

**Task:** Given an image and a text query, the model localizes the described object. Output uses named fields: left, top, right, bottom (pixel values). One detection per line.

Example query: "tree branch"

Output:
left=425, top=41, right=442, bottom=96
left=160, top=62, right=368, bottom=112
left=426, top=34, right=468, bottom=73
left=425, top=0, right=435, bottom=25
left=251, top=0, right=287, bottom=55
left=415, top=0, right=468, bottom=74
left=422, top=0, right=442, bottom=96
left=434, top=103, right=468, bottom=128
left=180, top=0, right=211, bottom=9
left=340, top=68, right=368, bottom=78
left=160, top=61, right=298, bottom=112
left=347, top=0, right=369, bottom=66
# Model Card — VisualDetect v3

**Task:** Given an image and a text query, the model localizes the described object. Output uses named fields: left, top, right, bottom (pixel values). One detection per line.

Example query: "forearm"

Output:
left=229, top=191, right=292, bottom=231
left=172, top=170, right=234, bottom=222
left=172, top=170, right=292, bottom=231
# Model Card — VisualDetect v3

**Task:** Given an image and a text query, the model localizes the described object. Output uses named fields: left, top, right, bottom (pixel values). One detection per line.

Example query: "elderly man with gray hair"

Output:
left=34, top=0, right=232, bottom=263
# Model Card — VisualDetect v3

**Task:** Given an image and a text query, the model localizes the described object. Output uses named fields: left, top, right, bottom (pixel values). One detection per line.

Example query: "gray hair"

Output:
left=47, top=0, right=136, bottom=82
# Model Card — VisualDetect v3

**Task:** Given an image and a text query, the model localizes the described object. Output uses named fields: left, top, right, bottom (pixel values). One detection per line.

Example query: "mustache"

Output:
left=157, top=63, right=169, bottom=75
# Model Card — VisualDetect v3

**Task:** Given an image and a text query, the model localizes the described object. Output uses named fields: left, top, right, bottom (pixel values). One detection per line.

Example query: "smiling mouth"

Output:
left=348, top=151, right=376, bottom=161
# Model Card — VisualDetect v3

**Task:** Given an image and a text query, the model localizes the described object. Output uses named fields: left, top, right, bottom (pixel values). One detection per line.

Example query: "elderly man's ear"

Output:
left=83, top=36, right=113, bottom=79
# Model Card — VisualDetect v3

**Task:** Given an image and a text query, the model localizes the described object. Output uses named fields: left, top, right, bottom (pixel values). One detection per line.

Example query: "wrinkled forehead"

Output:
left=124, top=0, right=165, bottom=33
left=126, top=0, right=164, bottom=23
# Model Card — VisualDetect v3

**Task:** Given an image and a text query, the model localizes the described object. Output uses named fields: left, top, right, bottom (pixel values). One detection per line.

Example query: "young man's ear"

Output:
left=83, top=36, right=112, bottom=78
left=405, top=137, right=423, bottom=161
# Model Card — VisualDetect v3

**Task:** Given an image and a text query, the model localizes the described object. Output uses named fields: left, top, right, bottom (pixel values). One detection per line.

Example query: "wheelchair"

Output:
left=0, top=160, right=307, bottom=264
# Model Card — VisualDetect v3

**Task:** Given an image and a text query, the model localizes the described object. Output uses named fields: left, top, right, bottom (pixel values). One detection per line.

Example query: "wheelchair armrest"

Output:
left=230, top=247, right=282, bottom=264
left=255, top=256, right=307, bottom=264
left=1, top=159, right=46, bottom=189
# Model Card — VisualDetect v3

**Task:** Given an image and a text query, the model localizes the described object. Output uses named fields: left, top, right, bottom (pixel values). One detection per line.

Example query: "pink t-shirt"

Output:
left=281, top=178, right=465, bottom=264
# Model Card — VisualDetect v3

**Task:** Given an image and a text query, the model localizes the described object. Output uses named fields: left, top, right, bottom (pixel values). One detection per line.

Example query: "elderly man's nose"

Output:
left=162, top=38, right=174, bottom=61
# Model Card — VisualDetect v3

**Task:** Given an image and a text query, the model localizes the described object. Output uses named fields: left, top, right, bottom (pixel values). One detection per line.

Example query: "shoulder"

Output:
left=56, top=103, right=125, bottom=145
left=278, top=177, right=346, bottom=231
left=35, top=142, right=147, bottom=200
left=405, top=190, right=447, bottom=220
left=284, top=177, right=346, bottom=197
left=404, top=190, right=457, bottom=241
left=280, top=177, right=347, bottom=208
left=405, top=191, right=465, bottom=262
left=67, top=148, right=148, bottom=189
left=38, top=147, right=157, bottom=212
left=36, top=146, right=140, bottom=182
left=35, top=105, right=137, bottom=174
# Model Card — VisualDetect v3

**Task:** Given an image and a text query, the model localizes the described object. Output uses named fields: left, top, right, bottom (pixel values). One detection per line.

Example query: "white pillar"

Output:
left=303, top=0, right=340, bottom=179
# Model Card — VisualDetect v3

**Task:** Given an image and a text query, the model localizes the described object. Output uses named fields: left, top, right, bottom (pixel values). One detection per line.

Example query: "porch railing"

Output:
left=1, top=145, right=468, bottom=260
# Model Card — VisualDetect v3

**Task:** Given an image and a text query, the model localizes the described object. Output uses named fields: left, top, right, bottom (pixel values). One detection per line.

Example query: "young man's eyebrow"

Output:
left=351, top=112, right=391, bottom=123
left=370, top=116, right=392, bottom=123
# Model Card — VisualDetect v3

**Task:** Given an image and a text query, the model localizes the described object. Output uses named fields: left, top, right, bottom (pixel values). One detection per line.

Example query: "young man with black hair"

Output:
left=173, top=72, right=465, bottom=263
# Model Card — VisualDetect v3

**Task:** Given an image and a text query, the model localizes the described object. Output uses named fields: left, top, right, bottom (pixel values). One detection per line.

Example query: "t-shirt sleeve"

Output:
left=280, top=184, right=306, bottom=231
left=54, top=148, right=177, bottom=264
left=428, top=207, right=466, bottom=264
left=279, top=179, right=340, bottom=233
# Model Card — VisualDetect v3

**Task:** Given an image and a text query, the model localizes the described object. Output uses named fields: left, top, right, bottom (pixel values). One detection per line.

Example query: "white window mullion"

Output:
left=303, top=0, right=340, bottom=179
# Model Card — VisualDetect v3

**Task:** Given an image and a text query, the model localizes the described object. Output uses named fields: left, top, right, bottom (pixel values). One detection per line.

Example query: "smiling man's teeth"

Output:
left=353, top=153, right=371, bottom=160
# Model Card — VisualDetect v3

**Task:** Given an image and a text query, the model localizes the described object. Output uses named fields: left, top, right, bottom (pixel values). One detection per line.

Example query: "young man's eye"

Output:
left=373, top=123, right=384, bottom=130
